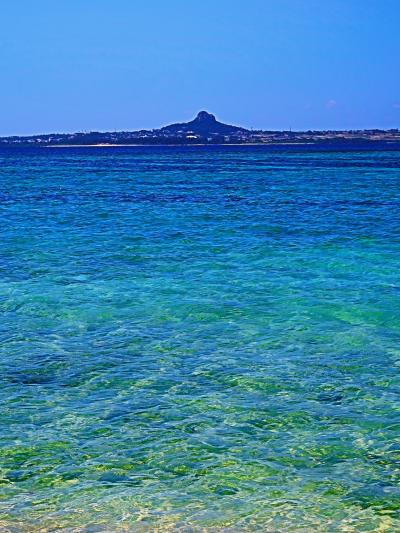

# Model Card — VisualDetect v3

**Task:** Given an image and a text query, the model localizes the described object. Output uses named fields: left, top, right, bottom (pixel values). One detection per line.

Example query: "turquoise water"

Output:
left=0, top=146, right=400, bottom=532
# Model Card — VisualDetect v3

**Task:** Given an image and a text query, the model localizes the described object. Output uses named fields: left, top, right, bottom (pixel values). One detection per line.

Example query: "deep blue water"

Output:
left=0, top=146, right=400, bottom=531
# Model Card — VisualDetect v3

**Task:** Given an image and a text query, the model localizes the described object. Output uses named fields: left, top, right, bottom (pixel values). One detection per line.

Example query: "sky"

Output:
left=1, top=0, right=399, bottom=135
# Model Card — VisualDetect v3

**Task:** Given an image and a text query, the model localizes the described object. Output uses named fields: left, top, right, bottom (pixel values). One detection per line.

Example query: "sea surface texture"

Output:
left=0, top=146, right=399, bottom=532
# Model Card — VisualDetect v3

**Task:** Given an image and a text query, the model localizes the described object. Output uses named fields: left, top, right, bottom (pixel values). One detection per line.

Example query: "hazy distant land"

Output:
left=1, top=111, right=400, bottom=147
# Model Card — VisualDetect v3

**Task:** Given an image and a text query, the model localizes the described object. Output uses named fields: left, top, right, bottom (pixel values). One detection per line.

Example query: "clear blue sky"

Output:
left=1, top=0, right=399, bottom=134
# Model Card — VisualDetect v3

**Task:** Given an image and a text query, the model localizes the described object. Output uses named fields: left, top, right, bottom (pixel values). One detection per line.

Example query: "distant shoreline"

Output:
left=2, top=109, right=399, bottom=148
left=45, top=143, right=314, bottom=147
left=42, top=141, right=400, bottom=148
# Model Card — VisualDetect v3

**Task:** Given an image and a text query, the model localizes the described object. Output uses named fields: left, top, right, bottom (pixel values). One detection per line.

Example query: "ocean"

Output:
left=0, top=146, right=399, bottom=531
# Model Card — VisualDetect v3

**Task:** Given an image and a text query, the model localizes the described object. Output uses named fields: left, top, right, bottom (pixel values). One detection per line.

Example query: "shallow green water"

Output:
left=0, top=146, right=399, bottom=531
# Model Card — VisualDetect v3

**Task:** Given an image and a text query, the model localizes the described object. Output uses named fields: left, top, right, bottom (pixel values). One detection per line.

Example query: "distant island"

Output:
left=1, top=111, right=400, bottom=147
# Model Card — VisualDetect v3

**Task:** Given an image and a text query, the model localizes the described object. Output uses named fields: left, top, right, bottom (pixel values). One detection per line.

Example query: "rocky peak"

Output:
left=159, top=111, right=248, bottom=135
left=195, top=111, right=217, bottom=123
